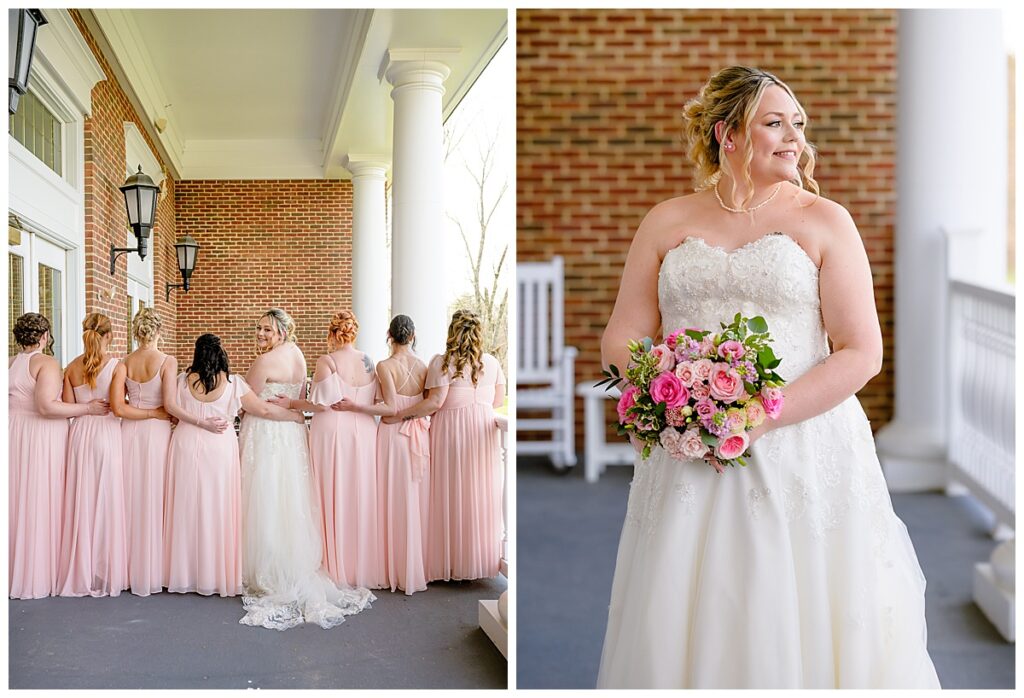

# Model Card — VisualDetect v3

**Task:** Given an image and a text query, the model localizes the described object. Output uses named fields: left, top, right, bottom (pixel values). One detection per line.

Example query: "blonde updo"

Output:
left=682, top=66, right=819, bottom=207
left=132, top=307, right=162, bottom=345
left=328, top=311, right=359, bottom=349
left=82, top=312, right=112, bottom=388
left=441, top=309, right=484, bottom=386
left=12, top=312, right=50, bottom=349
left=260, top=308, right=297, bottom=345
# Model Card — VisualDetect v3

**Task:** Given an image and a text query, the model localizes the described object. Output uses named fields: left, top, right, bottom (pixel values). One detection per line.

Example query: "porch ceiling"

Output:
left=80, top=9, right=507, bottom=181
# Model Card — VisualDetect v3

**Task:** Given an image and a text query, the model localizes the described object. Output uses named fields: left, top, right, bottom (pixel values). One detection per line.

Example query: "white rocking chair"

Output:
left=516, top=256, right=578, bottom=468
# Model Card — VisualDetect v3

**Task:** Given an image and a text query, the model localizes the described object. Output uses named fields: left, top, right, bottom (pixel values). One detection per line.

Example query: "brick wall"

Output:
left=174, top=180, right=353, bottom=376
left=71, top=10, right=178, bottom=356
left=517, top=8, right=898, bottom=445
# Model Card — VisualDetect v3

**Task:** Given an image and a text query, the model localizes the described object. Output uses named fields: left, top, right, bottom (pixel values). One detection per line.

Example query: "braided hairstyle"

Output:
left=187, top=333, right=230, bottom=394
left=328, top=311, right=359, bottom=350
left=682, top=66, right=819, bottom=208
left=387, top=314, right=416, bottom=349
left=12, top=312, right=50, bottom=349
left=132, top=307, right=162, bottom=345
left=82, top=312, right=112, bottom=388
left=441, top=309, right=484, bottom=385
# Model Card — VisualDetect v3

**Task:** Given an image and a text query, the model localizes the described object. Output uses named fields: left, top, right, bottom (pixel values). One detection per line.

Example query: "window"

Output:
left=9, top=91, right=63, bottom=177
left=9, top=246, right=25, bottom=357
left=38, top=263, right=62, bottom=360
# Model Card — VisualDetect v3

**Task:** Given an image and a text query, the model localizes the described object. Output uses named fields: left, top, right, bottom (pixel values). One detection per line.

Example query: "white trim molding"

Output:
left=36, top=9, right=105, bottom=117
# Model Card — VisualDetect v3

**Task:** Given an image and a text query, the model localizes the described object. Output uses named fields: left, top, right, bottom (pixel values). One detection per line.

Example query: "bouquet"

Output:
left=598, top=314, right=786, bottom=472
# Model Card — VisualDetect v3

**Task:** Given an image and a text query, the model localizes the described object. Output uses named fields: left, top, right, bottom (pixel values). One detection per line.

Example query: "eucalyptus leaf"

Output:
left=700, top=432, right=719, bottom=447
left=641, top=337, right=654, bottom=352
left=747, top=316, right=769, bottom=334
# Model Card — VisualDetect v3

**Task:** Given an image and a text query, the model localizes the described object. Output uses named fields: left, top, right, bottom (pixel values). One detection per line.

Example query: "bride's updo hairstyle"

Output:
left=82, top=312, right=112, bottom=388
left=260, top=308, right=297, bottom=345
left=132, top=307, right=162, bottom=346
left=682, top=66, right=819, bottom=209
left=388, top=314, right=416, bottom=349
left=441, top=309, right=484, bottom=386
left=187, top=333, right=230, bottom=394
left=13, top=312, right=50, bottom=349
left=328, top=311, right=358, bottom=349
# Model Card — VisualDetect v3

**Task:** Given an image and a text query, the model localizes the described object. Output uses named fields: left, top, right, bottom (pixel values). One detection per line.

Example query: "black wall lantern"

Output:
left=9, top=9, right=48, bottom=116
left=166, top=234, right=200, bottom=301
left=110, top=166, right=161, bottom=274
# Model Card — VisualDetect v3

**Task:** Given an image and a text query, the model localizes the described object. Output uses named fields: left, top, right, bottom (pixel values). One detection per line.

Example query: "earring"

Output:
left=724, top=143, right=734, bottom=152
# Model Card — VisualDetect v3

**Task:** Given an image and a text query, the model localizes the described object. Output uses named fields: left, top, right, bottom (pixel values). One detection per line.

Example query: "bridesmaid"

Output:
left=162, top=333, right=302, bottom=597
left=394, top=310, right=505, bottom=582
left=308, top=311, right=385, bottom=589
left=340, top=315, right=430, bottom=594
left=9, top=313, right=109, bottom=599
left=57, top=312, right=128, bottom=597
left=110, top=307, right=174, bottom=596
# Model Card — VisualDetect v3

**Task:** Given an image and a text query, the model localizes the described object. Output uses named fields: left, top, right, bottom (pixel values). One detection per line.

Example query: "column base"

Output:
left=874, top=419, right=948, bottom=492
left=479, top=599, right=508, bottom=659
left=975, top=562, right=1015, bottom=642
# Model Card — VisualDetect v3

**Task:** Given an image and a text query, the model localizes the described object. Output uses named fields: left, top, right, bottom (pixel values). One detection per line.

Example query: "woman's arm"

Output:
left=600, top=205, right=670, bottom=374
left=62, top=368, right=75, bottom=404
left=162, top=369, right=229, bottom=433
left=245, top=355, right=268, bottom=398
left=110, top=362, right=169, bottom=421
left=492, top=380, right=506, bottom=409
left=35, top=358, right=107, bottom=418
left=393, top=385, right=447, bottom=420
left=241, top=390, right=305, bottom=423
left=753, top=202, right=883, bottom=440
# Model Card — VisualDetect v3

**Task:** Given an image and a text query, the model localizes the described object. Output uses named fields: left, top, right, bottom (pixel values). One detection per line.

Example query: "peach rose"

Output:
left=709, top=363, right=746, bottom=403
left=650, top=343, right=675, bottom=372
left=674, top=361, right=696, bottom=387
left=692, top=359, right=714, bottom=382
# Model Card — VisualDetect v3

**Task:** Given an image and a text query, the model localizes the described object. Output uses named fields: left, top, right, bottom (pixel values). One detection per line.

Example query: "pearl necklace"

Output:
left=714, top=182, right=782, bottom=214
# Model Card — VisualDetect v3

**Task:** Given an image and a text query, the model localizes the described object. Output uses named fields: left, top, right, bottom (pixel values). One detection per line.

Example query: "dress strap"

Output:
left=394, top=359, right=415, bottom=393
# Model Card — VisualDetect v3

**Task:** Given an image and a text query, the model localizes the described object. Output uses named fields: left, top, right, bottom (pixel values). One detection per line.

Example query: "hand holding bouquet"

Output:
left=598, top=314, right=786, bottom=472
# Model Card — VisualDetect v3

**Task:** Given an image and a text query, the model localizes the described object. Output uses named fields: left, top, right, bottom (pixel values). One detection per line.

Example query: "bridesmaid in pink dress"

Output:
left=395, top=310, right=506, bottom=582
left=110, top=308, right=174, bottom=596
left=57, top=312, right=128, bottom=597
left=9, top=313, right=109, bottom=599
left=343, top=314, right=430, bottom=594
left=308, top=311, right=386, bottom=589
left=162, top=333, right=303, bottom=597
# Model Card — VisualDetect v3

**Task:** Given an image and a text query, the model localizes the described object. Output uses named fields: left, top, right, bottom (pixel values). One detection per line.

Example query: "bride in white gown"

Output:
left=597, top=67, right=940, bottom=688
left=238, top=308, right=374, bottom=630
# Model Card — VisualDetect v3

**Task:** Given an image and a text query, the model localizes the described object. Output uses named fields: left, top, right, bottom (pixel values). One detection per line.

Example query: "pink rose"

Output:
left=650, top=372, right=689, bottom=409
left=714, top=431, right=750, bottom=460
left=709, top=363, right=746, bottom=403
left=674, top=361, right=696, bottom=387
left=694, top=399, right=717, bottom=420
left=690, top=381, right=711, bottom=401
left=650, top=343, right=675, bottom=372
left=616, top=384, right=638, bottom=424
left=717, top=339, right=745, bottom=362
left=680, top=427, right=709, bottom=459
left=665, top=330, right=681, bottom=350
left=745, top=398, right=767, bottom=429
left=761, top=386, right=784, bottom=420
left=692, top=359, right=714, bottom=382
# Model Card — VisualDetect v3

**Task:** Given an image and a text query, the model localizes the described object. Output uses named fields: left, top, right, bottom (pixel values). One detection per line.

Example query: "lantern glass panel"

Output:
left=138, top=187, right=156, bottom=228
left=123, top=187, right=141, bottom=225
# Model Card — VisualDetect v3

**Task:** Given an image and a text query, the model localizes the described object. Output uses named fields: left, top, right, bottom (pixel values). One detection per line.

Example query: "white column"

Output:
left=875, top=10, right=1008, bottom=491
left=344, top=155, right=391, bottom=360
left=385, top=50, right=457, bottom=359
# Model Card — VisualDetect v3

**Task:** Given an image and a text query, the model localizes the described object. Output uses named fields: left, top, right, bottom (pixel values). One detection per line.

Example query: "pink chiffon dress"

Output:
left=122, top=357, right=172, bottom=596
left=9, top=350, right=69, bottom=599
left=309, top=360, right=385, bottom=589
left=57, top=357, right=129, bottom=597
left=425, top=353, right=505, bottom=582
left=163, top=373, right=248, bottom=597
left=376, top=378, right=431, bottom=595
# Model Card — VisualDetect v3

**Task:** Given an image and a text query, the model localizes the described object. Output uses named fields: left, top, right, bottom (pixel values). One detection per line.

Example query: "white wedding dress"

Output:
left=596, top=233, right=941, bottom=688
left=238, top=381, right=375, bottom=630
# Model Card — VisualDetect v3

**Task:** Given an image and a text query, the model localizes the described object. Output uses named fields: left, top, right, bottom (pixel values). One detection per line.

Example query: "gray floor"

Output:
left=10, top=577, right=507, bottom=689
left=517, top=457, right=1015, bottom=689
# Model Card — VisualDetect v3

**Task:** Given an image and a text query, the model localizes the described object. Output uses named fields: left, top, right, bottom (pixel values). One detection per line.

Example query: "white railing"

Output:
left=479, top=414, right=509, bottom=659
left=947, top=276, right=1016, bottom=642
left=947, top=279, right=1015, bottom=527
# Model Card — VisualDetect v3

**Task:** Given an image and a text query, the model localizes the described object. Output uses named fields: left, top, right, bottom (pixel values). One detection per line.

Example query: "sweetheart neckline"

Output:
left=663, top=232, right=820, bottom=273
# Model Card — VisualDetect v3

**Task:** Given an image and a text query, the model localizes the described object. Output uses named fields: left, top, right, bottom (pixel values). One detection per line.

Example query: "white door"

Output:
left=126, top=277, right=151, bottom=353
left=9, top=228, right=69, bottom=365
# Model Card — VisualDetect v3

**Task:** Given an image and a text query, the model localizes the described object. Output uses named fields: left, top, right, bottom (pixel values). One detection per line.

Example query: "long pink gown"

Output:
left=310, top=366, right=384, bottom=589
left=425, top=353, right=505, bottom=582
left=9, top=350, right=69, bottom=599
left=57, top=357, right=128, bottom=597
left=376, top=389, right=430, bottom=594
left=163, top=373, right=247, bottom=597
left=122, top=357, right=172, bottom=596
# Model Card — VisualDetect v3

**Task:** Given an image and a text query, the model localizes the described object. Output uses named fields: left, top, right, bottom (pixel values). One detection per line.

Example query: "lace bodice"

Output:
left=658, top=233, right=829, bottom=380
left=258, top=381, right=304, bottom=401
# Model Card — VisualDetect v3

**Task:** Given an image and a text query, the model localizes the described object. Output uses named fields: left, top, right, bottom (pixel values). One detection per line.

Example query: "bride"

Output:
left=596, top=67, right=940, bottom=688
left=237, top=308, right=374, bottom=630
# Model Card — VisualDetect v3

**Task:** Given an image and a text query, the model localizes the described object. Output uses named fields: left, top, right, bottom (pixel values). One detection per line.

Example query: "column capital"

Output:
left=343, top=154, right=390, bottom=181
left=382, top=48, right=459, bottom=96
